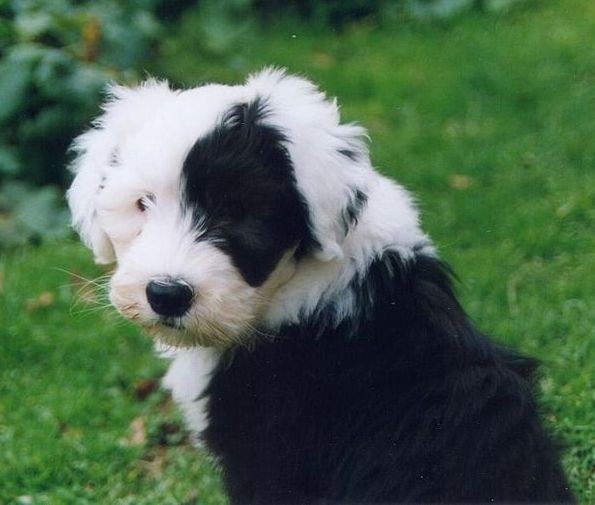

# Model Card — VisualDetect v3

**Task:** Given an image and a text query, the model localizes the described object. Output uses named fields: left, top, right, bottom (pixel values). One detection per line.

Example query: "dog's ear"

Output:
left=246, top=68, right=370, bottom=262
left=67, top=80, right=173, bottom=263
left=67, top=137, right=115, bottom=264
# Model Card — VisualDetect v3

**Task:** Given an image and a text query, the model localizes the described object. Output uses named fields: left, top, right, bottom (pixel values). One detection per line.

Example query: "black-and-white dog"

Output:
left=68, top=69, right=574, bottom=504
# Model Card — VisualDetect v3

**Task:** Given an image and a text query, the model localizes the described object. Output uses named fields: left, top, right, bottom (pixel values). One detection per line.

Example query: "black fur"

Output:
left=181, top=98, right=316, bottom=286
left=203, top=250, right=574, bottom=504
left=338, top=148, right=360, bottom=162
left=341, top=188, right=368, bottom=235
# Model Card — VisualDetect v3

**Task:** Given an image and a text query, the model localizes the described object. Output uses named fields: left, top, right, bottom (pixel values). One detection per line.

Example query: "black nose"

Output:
left=146, top=279, right=194, bottom=318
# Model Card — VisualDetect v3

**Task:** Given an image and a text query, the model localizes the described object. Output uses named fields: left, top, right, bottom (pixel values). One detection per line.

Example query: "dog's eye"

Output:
left=136, top=194, right=155, bottom=212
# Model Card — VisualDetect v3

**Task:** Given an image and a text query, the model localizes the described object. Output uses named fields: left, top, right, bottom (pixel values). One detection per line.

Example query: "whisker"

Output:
left=70, top=304, right=114, bottom=316
left=53, top=267, right=112, bottom=287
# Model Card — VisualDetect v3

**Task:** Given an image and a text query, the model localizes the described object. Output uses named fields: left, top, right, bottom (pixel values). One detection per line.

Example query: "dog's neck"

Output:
left=262, top=173, right=434, bottom=330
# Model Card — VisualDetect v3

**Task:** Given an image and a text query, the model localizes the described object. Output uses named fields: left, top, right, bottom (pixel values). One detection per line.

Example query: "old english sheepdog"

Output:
left=67, top=69, right=574, bottom=504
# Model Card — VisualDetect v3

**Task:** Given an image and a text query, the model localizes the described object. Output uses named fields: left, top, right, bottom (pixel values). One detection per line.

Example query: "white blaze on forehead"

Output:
left=115, top=84, right=252, bottom=190
left=117, top=204, right=199, bottom=276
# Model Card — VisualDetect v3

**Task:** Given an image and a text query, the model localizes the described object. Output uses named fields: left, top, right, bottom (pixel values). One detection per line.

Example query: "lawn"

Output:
left=1, top=0, right=594, bottom=502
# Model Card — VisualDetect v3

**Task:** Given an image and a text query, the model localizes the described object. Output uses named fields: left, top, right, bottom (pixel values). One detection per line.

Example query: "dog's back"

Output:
left=205, top=250, right=574, bottom=504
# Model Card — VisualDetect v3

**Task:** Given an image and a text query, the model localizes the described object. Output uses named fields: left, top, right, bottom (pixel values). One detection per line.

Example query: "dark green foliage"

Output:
left=0, top=44, right=106, bottom=186
left=209, top=0, right=526, bottom=28
left=0, top=0, right=162, bottom=186
left=253, top=0, right=385, bottom=25
left=169, top=0, right=527, bottom=60
left=0, top=0, right=161, bottom=248
left=401, top=0, right=525, bottom=19
left=0, top=181, right=70, bottom=247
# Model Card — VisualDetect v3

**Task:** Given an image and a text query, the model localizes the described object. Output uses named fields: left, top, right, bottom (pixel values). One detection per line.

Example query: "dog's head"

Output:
left=68, top=69, right=372, bottom=347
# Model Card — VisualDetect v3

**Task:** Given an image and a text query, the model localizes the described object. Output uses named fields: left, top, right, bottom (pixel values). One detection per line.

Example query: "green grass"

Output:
left=2, top=0, right=595, bottom=502
left=0, top=243, right=225, bottom=504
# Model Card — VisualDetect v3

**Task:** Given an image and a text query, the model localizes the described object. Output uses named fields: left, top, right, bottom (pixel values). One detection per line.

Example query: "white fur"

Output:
left=68, top=68, right=433, bottom=435
left=160, top=345, right=220, bottom=444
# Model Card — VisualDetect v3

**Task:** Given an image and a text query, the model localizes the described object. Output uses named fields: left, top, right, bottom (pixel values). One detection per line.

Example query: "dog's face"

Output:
left=68, top=69, right=370, bottom=347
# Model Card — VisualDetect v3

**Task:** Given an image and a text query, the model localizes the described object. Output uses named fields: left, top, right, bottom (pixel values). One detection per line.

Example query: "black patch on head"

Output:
left=341, top=188, right=368, bottom=235
left=182, top=98, right=316, bottom=287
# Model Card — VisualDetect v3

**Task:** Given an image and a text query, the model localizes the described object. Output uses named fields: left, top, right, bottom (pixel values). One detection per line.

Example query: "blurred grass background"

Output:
left=1, top=0, right=594, bottom=503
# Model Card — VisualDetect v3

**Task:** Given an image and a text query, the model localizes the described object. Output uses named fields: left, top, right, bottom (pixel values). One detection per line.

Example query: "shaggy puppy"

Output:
left=68, top=69, right=574, bottom=504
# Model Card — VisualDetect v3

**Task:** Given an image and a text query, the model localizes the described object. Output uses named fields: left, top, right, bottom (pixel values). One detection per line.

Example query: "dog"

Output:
left=67, top=69, right=574, bottom=504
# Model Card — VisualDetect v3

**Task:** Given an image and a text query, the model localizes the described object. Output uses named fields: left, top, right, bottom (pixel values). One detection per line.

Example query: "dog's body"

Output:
left=68, top=69, right=574, bottom=503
